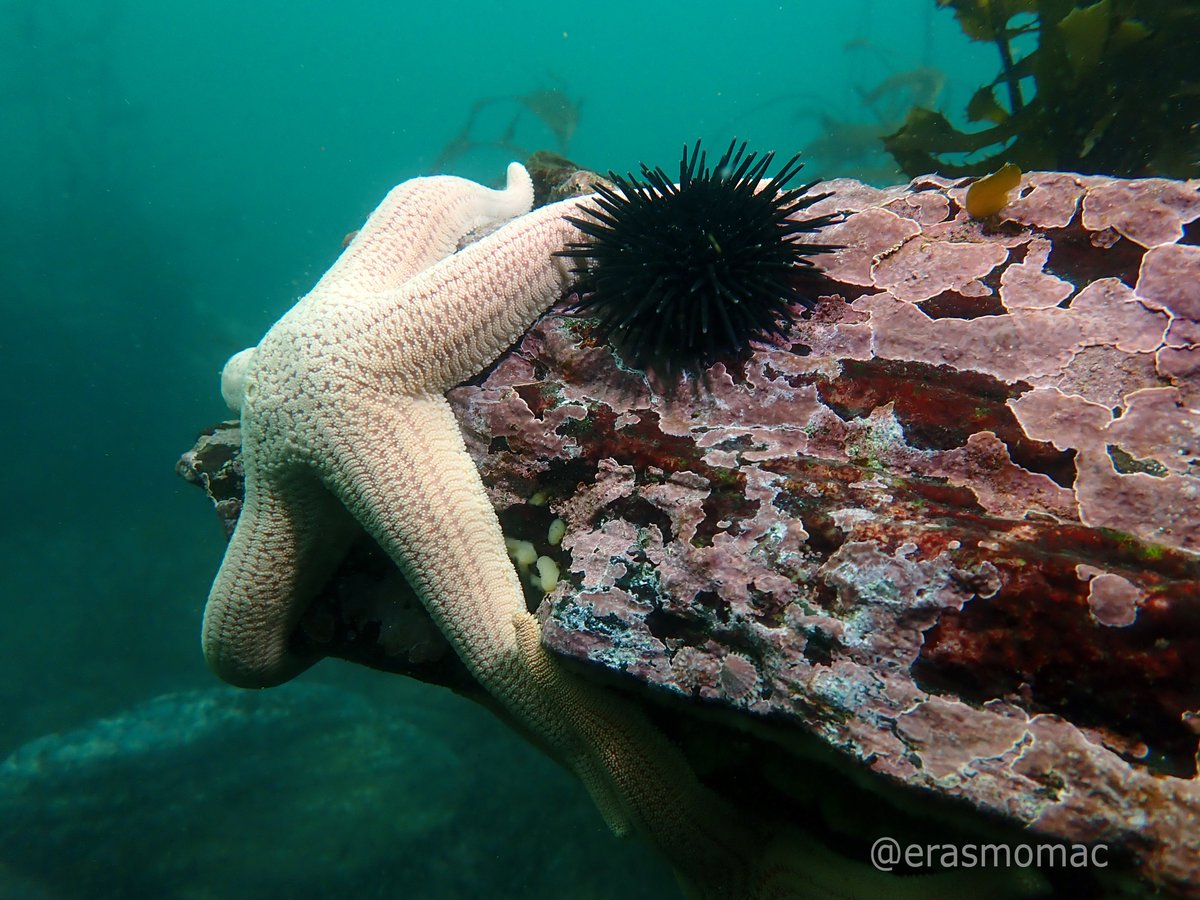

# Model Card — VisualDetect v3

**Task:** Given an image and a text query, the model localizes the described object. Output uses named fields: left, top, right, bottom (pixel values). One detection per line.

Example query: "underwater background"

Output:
left=0, top=1, right=1049, bottom=896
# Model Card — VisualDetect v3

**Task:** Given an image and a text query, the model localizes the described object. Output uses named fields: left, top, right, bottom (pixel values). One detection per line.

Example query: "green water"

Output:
left=1, top=1, right=998, bottom=896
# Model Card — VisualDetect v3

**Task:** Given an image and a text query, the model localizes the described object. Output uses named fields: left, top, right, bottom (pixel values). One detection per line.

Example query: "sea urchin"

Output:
left=559, top=139, right=841, bottom=373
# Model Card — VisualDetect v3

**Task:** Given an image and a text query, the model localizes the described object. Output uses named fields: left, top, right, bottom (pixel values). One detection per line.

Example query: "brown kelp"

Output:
left=433, top=84, right=583, bottom=172
left=885, top=0, right=1200, bottom=178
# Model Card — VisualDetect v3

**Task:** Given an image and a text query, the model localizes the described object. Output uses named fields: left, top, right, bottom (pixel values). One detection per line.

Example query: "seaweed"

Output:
left=432, top=82, right=583, bottom=172
left=884, top=1, right=1200, bottom=178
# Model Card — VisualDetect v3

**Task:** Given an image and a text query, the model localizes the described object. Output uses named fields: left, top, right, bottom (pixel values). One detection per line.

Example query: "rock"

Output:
left=0, top=683, right=676, bottom=899
left=0, top=685, right=463, bottom=897
left=182, top=170, right=1200, bottom=898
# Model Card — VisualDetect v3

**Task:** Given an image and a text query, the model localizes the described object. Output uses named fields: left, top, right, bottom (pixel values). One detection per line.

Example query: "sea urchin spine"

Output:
left=558, top=139, right=841, bottom=373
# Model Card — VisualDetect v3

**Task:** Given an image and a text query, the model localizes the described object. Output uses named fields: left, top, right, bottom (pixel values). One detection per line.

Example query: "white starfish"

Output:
left=206, top=162, right=560, bottom=687
left=204, top=163, right=946, bottom=898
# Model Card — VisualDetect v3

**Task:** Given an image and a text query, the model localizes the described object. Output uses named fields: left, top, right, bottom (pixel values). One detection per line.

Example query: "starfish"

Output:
left=203, top=163, right=829, bottom=898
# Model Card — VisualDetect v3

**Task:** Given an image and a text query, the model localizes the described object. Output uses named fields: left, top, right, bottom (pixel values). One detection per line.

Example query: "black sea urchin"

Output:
left=559, top=139, right=841, bottom=373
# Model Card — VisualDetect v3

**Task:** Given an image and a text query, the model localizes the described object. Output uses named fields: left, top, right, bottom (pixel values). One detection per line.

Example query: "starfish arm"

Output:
left=327, top=392, right=530, bottom=665
left=314, top=162, right=534, bottom=298
left=325, top=392, right=783, bottom=895
left=217, top=166, right=533, bottom=415
left=324, top=392, right=646, bottom=821
left=366, top=197, right=586, bottom=393
left=508, top=615, right=769, bottom=876
left=202, top=465, right=356, bottom=687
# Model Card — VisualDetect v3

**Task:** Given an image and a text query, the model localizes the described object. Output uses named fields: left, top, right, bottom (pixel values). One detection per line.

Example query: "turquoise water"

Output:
left=1, top=1, right=997, bottom=896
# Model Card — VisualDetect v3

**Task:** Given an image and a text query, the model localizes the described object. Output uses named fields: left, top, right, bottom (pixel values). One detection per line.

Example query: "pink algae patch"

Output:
left=1069, top=278, right=1168, bottom=353
left=896, top=697, right=1028, bottom=781
left=999, top=238, right=1073, bottom=310
left=1082, top=178, right=1200, bottom=248
left=1106, top=387, right=1200, bottom=475
left=1136, top=243, right=1200, bottom=320
left=1077, top=566, right=1143, bottom=627
left=1002, top=172, right=1085, bottom=229
left=872, top=239, right=1008, bottom=303
left=1010, top=388, right=1200, bottom=551
left=820, top=207, right=920, bottom=287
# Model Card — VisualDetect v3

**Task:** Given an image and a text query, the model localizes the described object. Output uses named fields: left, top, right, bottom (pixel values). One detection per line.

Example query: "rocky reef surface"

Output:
left=0, top=682, right=675, bottom=898
left=180, top=167, right=1200, bottom=897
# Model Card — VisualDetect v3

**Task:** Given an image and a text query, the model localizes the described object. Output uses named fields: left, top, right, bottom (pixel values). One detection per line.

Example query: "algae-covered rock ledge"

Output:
left=181, top=164, right=1200, bottom=898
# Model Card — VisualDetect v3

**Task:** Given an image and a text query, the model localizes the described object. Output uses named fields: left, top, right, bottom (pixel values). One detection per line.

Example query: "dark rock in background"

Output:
left=0, top=685, right=454, bottom=897
left=0, top=683, right=674, bottom=899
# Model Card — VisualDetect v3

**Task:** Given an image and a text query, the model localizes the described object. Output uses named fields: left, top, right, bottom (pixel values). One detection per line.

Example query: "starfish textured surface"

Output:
left=205, top=162, right=556, bottom=685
